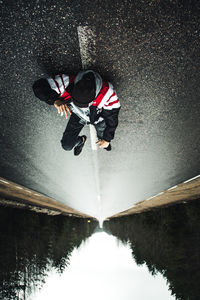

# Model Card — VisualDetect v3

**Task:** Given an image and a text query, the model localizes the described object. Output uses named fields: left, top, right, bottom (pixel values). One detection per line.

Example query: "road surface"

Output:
left=0, top=0, right=200, bottom=221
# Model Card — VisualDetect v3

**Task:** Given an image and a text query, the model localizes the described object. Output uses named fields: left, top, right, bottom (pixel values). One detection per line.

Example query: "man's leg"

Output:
left=94, top=120, right=106, bottom=140
left=61, top=113, right=84, bottom=151
left=94, top=120, right=111, bottom=151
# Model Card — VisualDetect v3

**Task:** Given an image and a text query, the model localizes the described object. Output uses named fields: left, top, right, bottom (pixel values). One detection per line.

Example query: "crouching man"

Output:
left=32, top=70, right=120, bottom=156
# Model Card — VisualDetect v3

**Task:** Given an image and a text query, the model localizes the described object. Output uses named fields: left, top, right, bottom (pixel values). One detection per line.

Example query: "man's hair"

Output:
left=72, top=72, right=96, bottom=107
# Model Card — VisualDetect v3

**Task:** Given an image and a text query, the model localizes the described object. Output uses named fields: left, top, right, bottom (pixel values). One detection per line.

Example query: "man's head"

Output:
left=72, top=72, right=96, bottom=108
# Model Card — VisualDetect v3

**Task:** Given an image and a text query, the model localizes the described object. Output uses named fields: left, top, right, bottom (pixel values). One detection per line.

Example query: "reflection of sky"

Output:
left=33, top=231, right=175, bottom=300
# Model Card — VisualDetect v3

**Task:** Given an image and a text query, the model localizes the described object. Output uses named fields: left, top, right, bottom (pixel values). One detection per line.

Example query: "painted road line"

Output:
left=91, top=149, right=102, bottom=221
left=146, top=191, right=164, bottom=200
left=146, top=195, right=157, bottom=201
left=89, top=124, right=97, bottom=150
left=0, top=179, right=9, bottom=184
left=77, top=26, right=96, bottom=69
left=26, top=190, right=32, bottom=194
left=168, top=185, right=178, bottom=191
left=0, top=178, right=39, bottom=195
left=156, top=192, right=164, bottom=196
left=77, top=26, right=97, bottom=151
left=184, top=175, right=200, bottom=184
left=97, top=194, right=103, bottom=227
left=77, top=26, right=102, bottom=223
left=15, top=186, right=23, bottom=190
left=77, top=26, right=98, bottom=151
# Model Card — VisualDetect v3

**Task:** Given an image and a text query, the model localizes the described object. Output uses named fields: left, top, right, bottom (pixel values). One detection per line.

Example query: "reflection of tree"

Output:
left=104, top=200, right=200, bottom=300
left=0, top=206, right=97, bottom=300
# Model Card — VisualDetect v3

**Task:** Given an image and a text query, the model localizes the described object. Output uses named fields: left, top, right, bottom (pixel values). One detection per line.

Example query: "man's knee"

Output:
left=61, top=140, right=74, bottom=151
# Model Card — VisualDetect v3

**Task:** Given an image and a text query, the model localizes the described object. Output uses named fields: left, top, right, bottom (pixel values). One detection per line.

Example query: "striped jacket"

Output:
left=46, top=70, right=121, bottom=142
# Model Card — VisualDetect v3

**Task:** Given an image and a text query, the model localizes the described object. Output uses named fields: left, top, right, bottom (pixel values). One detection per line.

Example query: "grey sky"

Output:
left=33, top=231, right=175, bottom=300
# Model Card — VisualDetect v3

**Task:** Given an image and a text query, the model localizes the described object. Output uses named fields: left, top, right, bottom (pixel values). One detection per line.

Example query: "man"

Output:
left=32, top=70, right=120, bottom=156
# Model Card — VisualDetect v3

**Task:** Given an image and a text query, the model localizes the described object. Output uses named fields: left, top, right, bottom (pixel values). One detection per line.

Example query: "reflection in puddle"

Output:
left=1, top=200, right=199, bottom=300
left=33, top=229, right=174, bottom=300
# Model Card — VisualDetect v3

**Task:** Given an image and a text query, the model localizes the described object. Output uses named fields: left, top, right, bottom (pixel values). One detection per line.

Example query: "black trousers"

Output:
left=61, top=113, right=106, bottom=151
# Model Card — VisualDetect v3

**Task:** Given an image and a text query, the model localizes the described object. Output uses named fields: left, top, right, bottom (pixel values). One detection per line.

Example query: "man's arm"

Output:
left=50, top=74, right=75, bottom=118
left=101, top=107, right=120, bottom=142
left=32, top=78, right=60, bottom=105
left=33, top=76, right=74, bottom=118
left=54, top=99, right=72, bottom=119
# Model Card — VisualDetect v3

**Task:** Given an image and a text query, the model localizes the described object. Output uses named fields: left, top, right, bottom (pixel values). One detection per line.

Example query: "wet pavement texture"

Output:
left=0, top=0, right=200, bottom=219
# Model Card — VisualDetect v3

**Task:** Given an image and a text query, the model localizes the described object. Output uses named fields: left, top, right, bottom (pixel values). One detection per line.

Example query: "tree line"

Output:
left=0, top=206, right=97, bottom=300
left=104, top=200, right=200, bottom=300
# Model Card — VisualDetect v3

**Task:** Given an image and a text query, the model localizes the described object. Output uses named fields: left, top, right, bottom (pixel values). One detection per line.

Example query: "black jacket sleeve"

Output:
left=101, top=107, right=120, bottom=142
left=32, top=78, right=60, bottom=105
left=43, top=90, right=60, bottom=105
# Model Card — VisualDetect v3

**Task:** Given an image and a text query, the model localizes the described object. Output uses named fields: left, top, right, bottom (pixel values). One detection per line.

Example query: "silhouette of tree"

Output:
left=0, top=206, right=97, bottom=300
left=104, top=200, right=200, bottom=300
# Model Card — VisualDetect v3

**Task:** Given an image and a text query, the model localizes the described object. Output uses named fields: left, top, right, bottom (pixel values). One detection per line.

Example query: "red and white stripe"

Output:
left=48, top=73, right=120, bottom=109
left=104, top=90, right=120, bottom=110
left=93, top=81, right=120, bottom=110
left=47, top=74, right=75, bottom=97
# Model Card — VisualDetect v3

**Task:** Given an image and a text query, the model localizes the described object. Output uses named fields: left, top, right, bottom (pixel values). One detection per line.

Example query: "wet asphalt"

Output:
left=0, top=0, right=200, bottom=219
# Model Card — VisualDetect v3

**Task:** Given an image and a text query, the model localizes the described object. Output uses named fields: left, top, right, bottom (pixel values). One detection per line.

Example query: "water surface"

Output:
left=0, top=200, right=199, bottom=300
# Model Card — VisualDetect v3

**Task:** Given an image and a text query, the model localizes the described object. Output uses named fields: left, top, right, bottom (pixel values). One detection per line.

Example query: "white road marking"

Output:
left=77, top=26, right=103, bottom=223
left=77, top=26, right=98, bottom=151
left=89, top=124, right=98, bottom=150
left=77, top=26, right=96, bottom=69
left=97, top=195, right=104, bottom=227
left=146, top=195, right=157, bottom=201
left=183, top=174, right=200, bottom=184
left=0, top=177, right=43, bottom=199
left=0, top=179, right=9, bottom=184
left=15, top=186, right=23, bottom=190
left=156, top=192, right=164, bottom=196
left=99, top=219, right=104, bottom=228
left=167, top=185, right=178, bottom=191
left=143, top=174, right=200, bottom=204
left=146, top=191, right=164, bottom=200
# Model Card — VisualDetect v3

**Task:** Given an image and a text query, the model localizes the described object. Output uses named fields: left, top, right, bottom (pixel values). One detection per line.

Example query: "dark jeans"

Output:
left=61, top=113, right=106, bottom=151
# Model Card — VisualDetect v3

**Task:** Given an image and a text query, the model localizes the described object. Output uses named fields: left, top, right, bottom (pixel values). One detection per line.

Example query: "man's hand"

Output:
left=54, top=99, right=71, bottom=119
left=96, top=140, right=110, bottom=149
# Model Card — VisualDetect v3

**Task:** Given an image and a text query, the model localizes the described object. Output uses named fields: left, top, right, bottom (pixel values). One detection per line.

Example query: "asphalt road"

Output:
left=0, top=0, right=200, bottom=221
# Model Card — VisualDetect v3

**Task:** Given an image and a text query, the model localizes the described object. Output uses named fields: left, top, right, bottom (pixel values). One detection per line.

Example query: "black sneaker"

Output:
left=105, top=143, right=111, bottom=151
left=74, top=135, right=87, bottom=156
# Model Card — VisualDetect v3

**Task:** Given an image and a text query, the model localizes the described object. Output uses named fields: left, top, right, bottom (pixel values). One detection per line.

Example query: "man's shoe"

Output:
left=105, top=143, right=111, bottom=151
left=74, top=135, right=87, bottom=156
